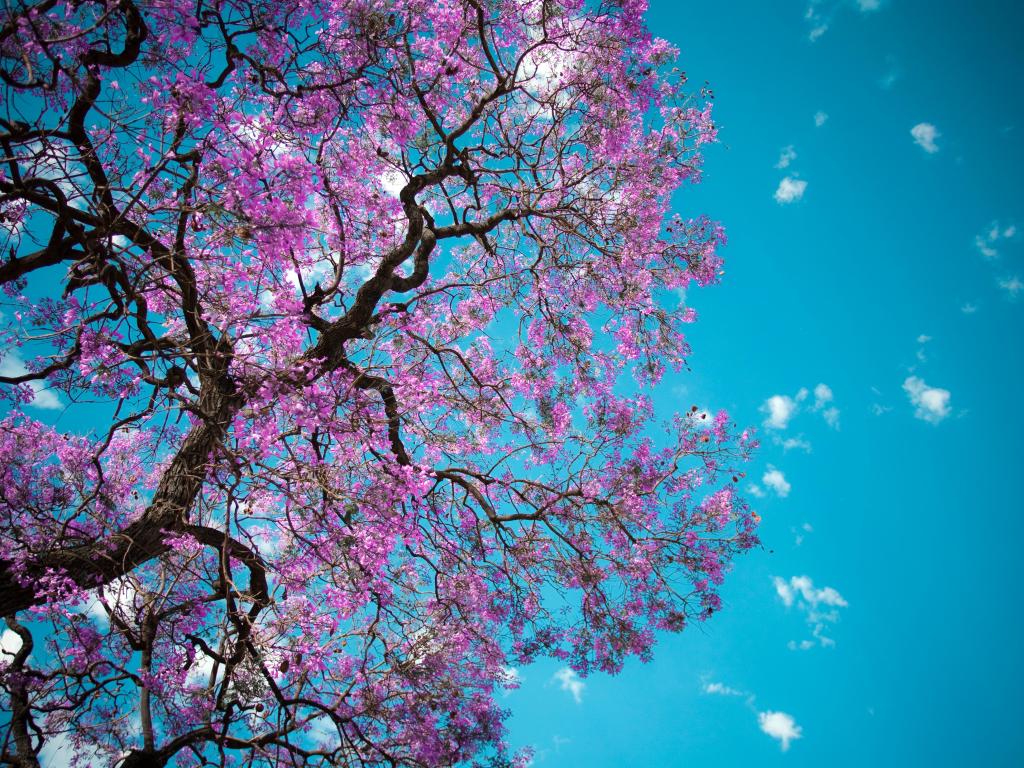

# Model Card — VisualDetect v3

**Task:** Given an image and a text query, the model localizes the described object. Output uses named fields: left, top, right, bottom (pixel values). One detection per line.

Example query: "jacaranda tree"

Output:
left=0, top=0, right=759, bottom=764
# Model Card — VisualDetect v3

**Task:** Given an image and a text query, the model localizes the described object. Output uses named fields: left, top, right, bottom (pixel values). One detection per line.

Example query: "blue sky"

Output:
left=505, top=1, right=1024, bottom=764
left=2, top=2, right=1020, bottom=765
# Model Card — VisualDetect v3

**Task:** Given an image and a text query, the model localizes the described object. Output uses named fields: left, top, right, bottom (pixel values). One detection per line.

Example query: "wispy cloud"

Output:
left=998, top=275, right=1023, bottom=299
left=812, top=383, right=840, bottom=429
left=960, top=302, right=978, bottom=314
left=552, top=668, right=585, bottom=704
left=915, top=333, right=932, bottom=363
left=806, top=0, right=883, bottom=41
left=774, top=176, right=807, bottom=204
left=870, top=386, right=893, bottom=416
left=879, top=54, right=902, bottom=89
left=780, top=435, right=813, bottom=453
left=775, top=145, right=797, bottom=169
left=911, top=122, right=940, bottom=153
left=814, top=110, right=829, bottom=127
left=821, top=407, right=840, bottom=428
left=975, top=220, right=1016, bottom=260
left=903, top=376, right=951, bottom=424
left=703, top=681, right=745, bottom=697
left=774, top=575, right=848, bottom=649
left=792, top=522, right=813, bottom=546
left=805, top=3, right=829, bottom=41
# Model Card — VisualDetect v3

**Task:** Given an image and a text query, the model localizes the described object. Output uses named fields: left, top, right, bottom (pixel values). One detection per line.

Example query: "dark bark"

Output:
left=0, top=385, right=239, bottom=617
left=2, top=617, right=41, bottom=768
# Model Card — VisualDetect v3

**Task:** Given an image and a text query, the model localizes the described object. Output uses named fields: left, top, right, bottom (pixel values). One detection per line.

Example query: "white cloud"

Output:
left=379, top=169, right=406, bottom=197
left=975, top=221, right=1016, bottom=260
left=762, top=394, right=799, bottom=430
left=702, top=677, right=801, bottom=752
left=911, top=123, right=940, bottom=153
left=775, top=145, right=797, bottom=169
left=553, top=668, right=585, bottom=704
left=83, top=577, right=149, bottom=627
left=186, top=651, right=221, bottom=687
left=807, top=0, right=882, bottom=41
left=704, top=681, right=744, bottom=696
left=1, top=628, right=23, bottom=657
left=762, top=467, right=791, bottom=498
left=812, top=383, right=832, bottom=408
left=773, top=577, right=795, bottom=608
left=805, top=4, right=829, bottom=41
left=774, top=176, right=807, bottom=204
left=307, top=715, right=341, bottom=749
left=879, top=54, right=901, bottom=90
left=759, top=710, right=803, bottom=751
left=903, top=376, right=951, bottom=424
left=500, top=666, right=523, bottom=694
left=774, top=575, right=848, bottom=649
left=779, top=436, right=812, bottom=453
left=747, top=483, right=765, bottom=499
left=814, top=110, right=829, bottom=127
left=821, top=407, right=840, bottom=429
left=519, top=33, right=583, bottom=104
left=247, top=525, right=285, bottom=559
left=974, top=224, right=1021, bottom=301
left=960, top=302, right=978, bottom=314
left=975, top=235, right=998, bottom=259
left=812, top=386, right=835, bottom=424
left=21, top=141, right=86, bottom=211
left=764, top=385, right=838, bottom=430
left=999, top=275, right=1023, bottom=298
left=793, top=522, right=813, bottom=547
left=915, top=334, right=932, bottom=363
left=39, top=729, right=105, bottom=768
left=0, top=351, right=63, bottom=410
left=787, top=575, right=847, bottom=608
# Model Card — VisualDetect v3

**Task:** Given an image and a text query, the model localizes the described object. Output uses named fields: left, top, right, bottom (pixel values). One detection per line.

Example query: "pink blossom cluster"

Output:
left=0, top=0, right=757, bottom=765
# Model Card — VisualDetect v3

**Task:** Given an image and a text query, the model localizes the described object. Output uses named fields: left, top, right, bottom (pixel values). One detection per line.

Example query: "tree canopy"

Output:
left=0, top=0, right=758, bottom=765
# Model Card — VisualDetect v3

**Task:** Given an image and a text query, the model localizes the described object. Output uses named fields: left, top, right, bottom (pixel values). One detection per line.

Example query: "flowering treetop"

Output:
left=0, top=0, right=757, bottom=765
